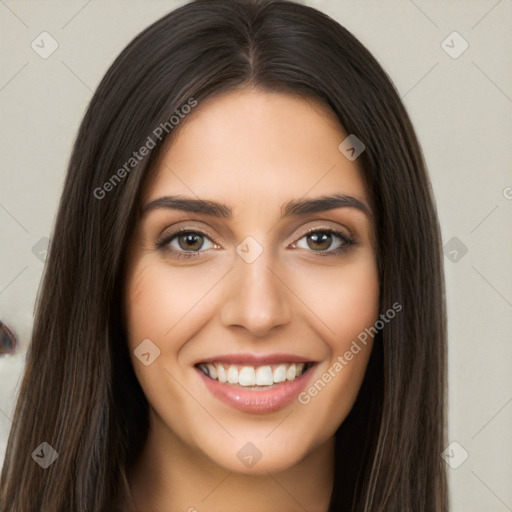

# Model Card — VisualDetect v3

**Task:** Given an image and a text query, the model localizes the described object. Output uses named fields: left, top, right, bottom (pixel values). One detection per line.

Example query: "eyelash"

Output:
left=156, top=227, right=354, bottom=260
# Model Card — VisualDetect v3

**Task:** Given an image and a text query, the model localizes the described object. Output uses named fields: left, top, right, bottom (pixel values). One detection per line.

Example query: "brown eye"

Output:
left=0, top=321, right=17, bottom=355
left=306, top=232, right=333, bottom=251
left=156, top=229, right=218, bottom=259
left=294, top=229, right=353, bottom=255
left=177, top=233, right=205, bottom=251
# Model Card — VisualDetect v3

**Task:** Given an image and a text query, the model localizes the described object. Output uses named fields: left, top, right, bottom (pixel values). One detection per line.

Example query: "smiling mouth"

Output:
left=195, top=361, right=315, bottom=389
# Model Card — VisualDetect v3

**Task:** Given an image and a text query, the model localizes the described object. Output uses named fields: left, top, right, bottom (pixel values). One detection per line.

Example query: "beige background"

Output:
left=1, top=1, right=511, bottom=510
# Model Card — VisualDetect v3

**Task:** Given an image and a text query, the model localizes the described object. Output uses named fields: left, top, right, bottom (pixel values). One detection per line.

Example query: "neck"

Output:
left=128, top=410, right=335, bottom=512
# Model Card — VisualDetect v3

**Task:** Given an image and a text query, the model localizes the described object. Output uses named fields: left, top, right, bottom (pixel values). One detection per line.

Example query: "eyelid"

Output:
left=292, top=224, right=352, bottom=243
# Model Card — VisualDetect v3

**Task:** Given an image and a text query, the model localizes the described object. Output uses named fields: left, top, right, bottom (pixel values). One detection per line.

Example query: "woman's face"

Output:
left=124, top=88, right=379, bottom=474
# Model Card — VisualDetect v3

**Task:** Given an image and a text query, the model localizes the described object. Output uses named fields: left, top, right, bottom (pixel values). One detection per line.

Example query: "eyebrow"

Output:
left=141, top=193, right=372, bottom=219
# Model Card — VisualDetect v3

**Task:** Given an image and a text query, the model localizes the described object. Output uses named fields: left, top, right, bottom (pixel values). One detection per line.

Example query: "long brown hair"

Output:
left=0, top=1, right=447, bottom=510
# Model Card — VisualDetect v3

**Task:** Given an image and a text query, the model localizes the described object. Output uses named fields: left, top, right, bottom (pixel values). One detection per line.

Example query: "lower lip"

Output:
left=195, top=365, right=316, bottom=414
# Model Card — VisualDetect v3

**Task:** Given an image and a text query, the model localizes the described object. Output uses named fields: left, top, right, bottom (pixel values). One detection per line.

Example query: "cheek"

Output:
left=289, top=253, right=379, bottom=420
left=123, top=260, right=202, bottom=417
left=124, top=257, right=228, bottom=349
left=290, top=252, right=380, bottom=345
left=125, top=264, right=165, bottom=338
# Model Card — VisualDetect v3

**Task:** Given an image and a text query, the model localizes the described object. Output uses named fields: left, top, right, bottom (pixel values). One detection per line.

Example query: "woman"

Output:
left=0, top=0, right=447, bottom=510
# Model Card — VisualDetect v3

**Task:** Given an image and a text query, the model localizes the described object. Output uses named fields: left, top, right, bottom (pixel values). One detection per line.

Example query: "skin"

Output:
left=124, top=88, right=380, bottom=512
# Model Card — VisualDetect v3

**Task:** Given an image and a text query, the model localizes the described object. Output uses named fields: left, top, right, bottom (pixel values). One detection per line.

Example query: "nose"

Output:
left=220, top=249, right=292, bottom=338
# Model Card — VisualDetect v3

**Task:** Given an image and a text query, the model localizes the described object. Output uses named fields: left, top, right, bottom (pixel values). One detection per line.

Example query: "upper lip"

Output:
left=195, top=353, right=316, bottom=366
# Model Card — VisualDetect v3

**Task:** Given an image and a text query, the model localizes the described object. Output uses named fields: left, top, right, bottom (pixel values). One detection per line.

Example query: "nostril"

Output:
left=0, top=321, right=17, bottom=356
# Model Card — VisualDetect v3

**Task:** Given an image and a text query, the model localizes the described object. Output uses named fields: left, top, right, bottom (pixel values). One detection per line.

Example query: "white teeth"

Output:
left=273, top=364, right=287, bottom=383
left=206, top=363, right=217, bottom=380
left=216, top=363, right=227, bottom=383
left=286, top=363, right=297, bottom=380
left=227, top=365, right=239, bottom=384
left=239, top=366, right=256, bottom=386
left=199, top=361, right=310, bottom=386
left=255, top=365, right=273, bottom=385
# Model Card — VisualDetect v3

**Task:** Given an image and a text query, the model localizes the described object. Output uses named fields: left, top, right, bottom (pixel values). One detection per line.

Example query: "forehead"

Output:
left=143, top=89, right=368, bottom=212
